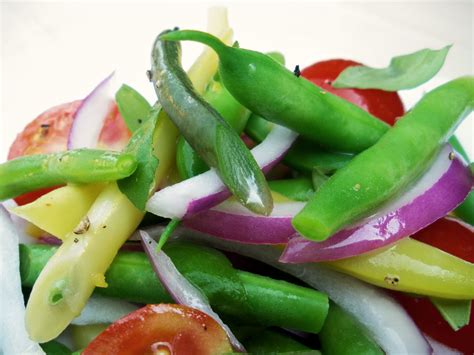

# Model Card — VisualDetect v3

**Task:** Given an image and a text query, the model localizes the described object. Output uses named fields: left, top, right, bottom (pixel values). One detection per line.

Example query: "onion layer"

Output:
left=67, top=72, right=115, bottom=149
left=282, top=145, right=473, bottom=262
left=146, top=126, right=297, bottom=219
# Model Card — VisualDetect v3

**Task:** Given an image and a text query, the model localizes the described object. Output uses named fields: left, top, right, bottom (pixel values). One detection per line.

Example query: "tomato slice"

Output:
left=83, top=304, right=232, bottom=355
left=393, top=217, right=474, bottom=354
left=8, top=100, right=131, bottom=205
left=301, top=59, right=404, bottom=125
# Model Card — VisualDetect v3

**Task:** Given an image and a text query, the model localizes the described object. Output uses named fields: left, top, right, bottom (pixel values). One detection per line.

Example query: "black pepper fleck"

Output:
left=293, top=65, right=301, bottom=77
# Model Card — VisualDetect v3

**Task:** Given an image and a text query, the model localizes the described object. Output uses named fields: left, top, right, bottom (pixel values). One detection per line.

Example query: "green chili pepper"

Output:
left=0, top=149, right=137, bottom=201
left=20, top=243, right=329, bottom=334
left=293, top=76, right=474, bottom=241
left=160, top=30, right=389, bottom=153
left=151, top=30, right=273, bottom=215
left=246, top=114, right=354, bottom=173
left=176, top=76, right=250, bottom=180
left=319, top=303, right=383, bottom=355
left=268, top=178, right=314, bottom=202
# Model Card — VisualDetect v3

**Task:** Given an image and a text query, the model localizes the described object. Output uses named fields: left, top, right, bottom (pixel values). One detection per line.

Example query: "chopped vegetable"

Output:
left=151, top=29, right=272, bottom=215
left=160, top=30, right=389, bottom=153
left=146, top=125, right=297, bottom=219
left=283, top=145, right=472, bottom=261
left=333, top=46, right=451, bottom=91
left=0, top=149, right=137, bottom=201
left=140, top=231, right=245, bottom=351
left=68, top=72, right=116, bottom=149
left=83, top=304, right=233, bottom=355
left=430, top=298, right=471, bottom=331
left=0, top=206, right=44, bottom=355
left=293, top=76, right=474, bottom=241
left=115, top=84, right=152, bottom=133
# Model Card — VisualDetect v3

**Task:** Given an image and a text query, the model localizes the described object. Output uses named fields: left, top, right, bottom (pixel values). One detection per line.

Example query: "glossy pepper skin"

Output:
left=176, top=76, right=250, bottom=180
left=293, top=76, right=474, bottom=241
left=319, top=302, right=383, bottom=355
left=151, top=30, right=273, bottom=215
left=0, top=149, right=137, bottom=201
left=20, top=243, right=329, bottom=334
left=328, top=238, right=474, bottom=300
left=159, top=30, right=389, bottom=153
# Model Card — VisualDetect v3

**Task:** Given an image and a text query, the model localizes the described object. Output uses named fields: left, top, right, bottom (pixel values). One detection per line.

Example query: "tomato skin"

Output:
left=412, top=217, right=474, bottom=263
left=301, top=59, right=404, bottom=125
left=393, top=217, right=474, bottom=354
left=83, top=304, right=232, bottom=355
left=8, top=100, right=131, bottom=205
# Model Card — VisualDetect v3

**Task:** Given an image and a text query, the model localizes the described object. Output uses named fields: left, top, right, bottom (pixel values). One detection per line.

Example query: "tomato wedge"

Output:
left=83, top=304, right=232, bottom=355
left=8, top=100, right=130, bottom=205
left=301, top=59, right=404, bottom=125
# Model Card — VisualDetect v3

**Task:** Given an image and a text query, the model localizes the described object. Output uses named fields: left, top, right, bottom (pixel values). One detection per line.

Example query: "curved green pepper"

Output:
left=160, top=30, right=389, bottom=153
left=151, top=30, right=272, bottom=215
left=293, top=76, right=474, bottom=241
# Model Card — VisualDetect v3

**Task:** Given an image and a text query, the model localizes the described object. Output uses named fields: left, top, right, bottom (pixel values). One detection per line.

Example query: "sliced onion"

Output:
left=71, top=295, right=138, bottom=326
left=282, top=145, right=473, bottom=262
left=172, top=230, right=431, bottom=355
left=146, top=126, right=298, bottom=219
left=0, top=205, right=44, bottom=354
left=139, top=230, right=245, bottom=352
left=67, top=72, right=116, bottom=149
left=183, top=197, right=304, bottom=244
left=425, top=335, right=462, bottom=355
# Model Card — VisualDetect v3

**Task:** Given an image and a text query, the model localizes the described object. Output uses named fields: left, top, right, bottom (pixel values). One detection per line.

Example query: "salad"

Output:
left=1, top=7, right=473, bottom=355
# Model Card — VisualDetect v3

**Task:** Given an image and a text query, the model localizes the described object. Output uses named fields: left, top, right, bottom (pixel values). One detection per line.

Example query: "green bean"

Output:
left=115, top=84, right=152, bottom=133
left=0, top=149, right=137, bottom=201
left=293, top=76, right=474, bottom=241
left=319, top=303, right=382, bottom=355
left=20, top=243, right=329, bottom=334
left=160, top=30, right=389, bottom=153
left=151, top=30, right=272, bottom=215
left=245, top=114, right=354, bottom=173
left=268, top=178, right=314, bottom=202
left=176, top=76, right=250, bottom=180
left=236, top=327, right=314, bottom=353
left=39, top=340, right=71, bottom=355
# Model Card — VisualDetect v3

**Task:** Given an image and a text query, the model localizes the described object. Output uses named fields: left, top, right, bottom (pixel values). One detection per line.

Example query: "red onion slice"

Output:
left=183, top=198, right=304, bottom=244
left=139, top=230, right=245, bottom=352
left=177, top=231, right=432, bottom=355
left=0, top=205, right=44, bottom=354
left=146, top=126, right=297, bottom=219
left=281, top=145, right=473, bottom=263
left=67, top=72, right=116, bottom=149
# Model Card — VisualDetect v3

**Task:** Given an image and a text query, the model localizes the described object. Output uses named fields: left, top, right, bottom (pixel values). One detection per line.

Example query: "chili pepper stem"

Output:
left=160, top=30, right=226, bottom=55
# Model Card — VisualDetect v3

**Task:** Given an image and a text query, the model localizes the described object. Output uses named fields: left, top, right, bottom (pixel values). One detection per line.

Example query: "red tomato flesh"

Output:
left=83, top=304, right=232, bottom=355
left=8, top=100, right=131, bottom=205
left=301, top=59, right=404, bottom=125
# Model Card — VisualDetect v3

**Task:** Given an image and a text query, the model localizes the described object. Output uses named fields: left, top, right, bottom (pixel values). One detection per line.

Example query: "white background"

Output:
left=1, top=1, right=473, bottom=161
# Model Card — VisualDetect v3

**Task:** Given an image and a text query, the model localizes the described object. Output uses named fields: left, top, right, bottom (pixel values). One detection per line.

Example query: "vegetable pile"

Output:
left=0, top=8, right=473, bottom=355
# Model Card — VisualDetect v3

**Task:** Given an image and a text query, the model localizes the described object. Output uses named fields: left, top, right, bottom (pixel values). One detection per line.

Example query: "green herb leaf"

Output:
left=333, top=46, right=451, bottom=91
left=115, top=84, right=152, bottom=133
left=431, top=297, right=471, bottom=331
left=118, top=106, right=160, bottom=210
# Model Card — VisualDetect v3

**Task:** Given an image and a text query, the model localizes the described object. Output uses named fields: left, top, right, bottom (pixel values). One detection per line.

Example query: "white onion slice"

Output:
left=0, top=205, right=44, bottom=354
left=71, top=295, right=138, bottom=326
left=139, top=230, right=245, bottom=352
left=67, top=72, right=115, bottom=149
left=168, top=229, right=432, bottom=355
left=146, top=126, right=298, bottom=219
